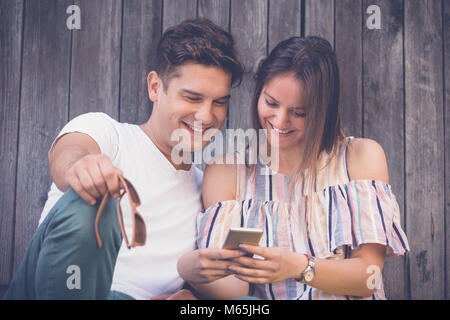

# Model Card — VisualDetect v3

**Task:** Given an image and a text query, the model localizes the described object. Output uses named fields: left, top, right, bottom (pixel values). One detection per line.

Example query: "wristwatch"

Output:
left=296, top=254, right=315, bottom=284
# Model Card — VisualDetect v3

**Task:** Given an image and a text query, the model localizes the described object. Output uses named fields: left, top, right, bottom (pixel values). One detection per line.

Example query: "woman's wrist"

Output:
left=289, top=252, right=309, bottom=280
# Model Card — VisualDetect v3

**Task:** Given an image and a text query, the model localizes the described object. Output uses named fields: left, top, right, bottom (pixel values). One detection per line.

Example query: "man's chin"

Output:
left=169, top=141, right=205, bottom=160
left=190, top=140, right=210, bottom=153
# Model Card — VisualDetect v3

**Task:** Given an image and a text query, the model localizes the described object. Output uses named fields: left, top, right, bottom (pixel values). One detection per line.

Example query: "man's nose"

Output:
left=194, top=102, right=214, bottom=126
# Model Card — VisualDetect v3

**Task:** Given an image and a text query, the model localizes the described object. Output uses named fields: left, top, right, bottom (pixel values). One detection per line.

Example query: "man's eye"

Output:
left=214, top=100, right=228, bottom=106
left=185, top=96, right=201, bottom=102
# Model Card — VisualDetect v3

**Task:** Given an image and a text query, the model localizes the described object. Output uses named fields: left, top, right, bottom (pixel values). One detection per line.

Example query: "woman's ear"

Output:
left=147, top=71, right=162, bottom=102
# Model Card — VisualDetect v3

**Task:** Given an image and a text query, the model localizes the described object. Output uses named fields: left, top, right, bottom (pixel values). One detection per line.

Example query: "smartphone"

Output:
left=222, top=227, right=263, bottom=250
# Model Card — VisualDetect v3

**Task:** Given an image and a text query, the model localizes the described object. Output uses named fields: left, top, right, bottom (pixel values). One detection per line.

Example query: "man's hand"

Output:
left=151, top=289, right=198, bottom=300
left=177, top=248, right=244, bottom=284
left=49, top=132, right=124, bottom=205
left=65, top=153, right=123, bottom=205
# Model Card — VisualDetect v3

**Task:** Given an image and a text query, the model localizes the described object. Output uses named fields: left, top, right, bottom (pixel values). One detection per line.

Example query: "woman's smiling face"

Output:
left=257, top=72, right=308, bottom=151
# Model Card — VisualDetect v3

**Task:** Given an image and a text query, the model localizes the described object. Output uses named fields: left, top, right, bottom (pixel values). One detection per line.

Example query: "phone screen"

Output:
left=222, top=227, right=263, bottom=250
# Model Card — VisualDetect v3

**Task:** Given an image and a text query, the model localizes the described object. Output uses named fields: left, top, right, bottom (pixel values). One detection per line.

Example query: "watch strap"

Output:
left=295, top=254, right=311, bottom=282
left=295, top=254, right=315, bottom=283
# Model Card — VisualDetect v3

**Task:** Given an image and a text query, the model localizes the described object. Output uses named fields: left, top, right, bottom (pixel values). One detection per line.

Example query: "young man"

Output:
left=4, top=18, right=243, bottom=300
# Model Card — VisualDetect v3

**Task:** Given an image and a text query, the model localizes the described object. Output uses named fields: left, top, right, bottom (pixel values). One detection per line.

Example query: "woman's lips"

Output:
left=267, top=121, right=295, bottom=137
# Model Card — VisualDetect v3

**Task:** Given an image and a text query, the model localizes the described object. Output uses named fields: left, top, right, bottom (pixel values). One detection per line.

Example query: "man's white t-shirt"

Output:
left=39, top=112, right=203, bottom=300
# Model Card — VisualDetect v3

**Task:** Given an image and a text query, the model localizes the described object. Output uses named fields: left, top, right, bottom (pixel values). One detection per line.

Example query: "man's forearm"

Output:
left=190, top=275, right=249, bottom=300
left=49, top=143, right=91, bottom=191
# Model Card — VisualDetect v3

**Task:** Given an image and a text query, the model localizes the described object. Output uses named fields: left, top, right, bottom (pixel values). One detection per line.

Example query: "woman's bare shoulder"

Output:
left=202, top=154, right=239, bottom=209
left=346, top=137, right=389, bottom=184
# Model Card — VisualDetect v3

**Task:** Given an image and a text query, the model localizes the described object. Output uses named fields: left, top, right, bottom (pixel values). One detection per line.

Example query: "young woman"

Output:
left=177, top=36, right=410, bottom=300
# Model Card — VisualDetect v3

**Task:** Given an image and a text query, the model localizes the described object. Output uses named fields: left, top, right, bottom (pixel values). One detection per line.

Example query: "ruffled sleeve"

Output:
left=196, top=200, right=243, bottom=249
left=196, top=180, right=410, bottom=260
left=197, top=197, right=306, bottom=254
left=196, top=199, right=276, bottom=250
left=320, top=180, right=410, bottom=258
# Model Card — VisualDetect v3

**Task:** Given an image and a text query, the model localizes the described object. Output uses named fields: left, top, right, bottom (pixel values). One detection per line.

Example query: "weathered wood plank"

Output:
left=197, top=0, right=230, bottom=164
left=14, top=0, right=72, bottom=272
left=304, top=0, right=334, bottom=47
left=228, top=0, right=267, bottom=133
left=0, top=0, right=23, bottom=285
left=120, top=0, right=162, bottom=124
left=362, top=0, right=407, bottom=299
left=162, top=0, right=197, bottom=30
left=198, top=0, right=229, bottom=30
left=444, top=0, right=450, bottom=301
left=405, top=0, right=445, bottom=299
left=70, top=0, right=122, bottom=119
left=335, top=0, right=362, bottom=138
left=268, top=0, right=301, bottom=52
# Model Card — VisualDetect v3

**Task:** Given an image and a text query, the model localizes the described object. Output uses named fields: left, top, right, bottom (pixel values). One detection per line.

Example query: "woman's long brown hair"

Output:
left=250, top=36, right=344, bottom=198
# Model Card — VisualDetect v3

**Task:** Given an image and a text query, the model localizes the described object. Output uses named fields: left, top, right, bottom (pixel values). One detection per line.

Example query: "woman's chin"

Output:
left=266, top=136, right=302, bottom=154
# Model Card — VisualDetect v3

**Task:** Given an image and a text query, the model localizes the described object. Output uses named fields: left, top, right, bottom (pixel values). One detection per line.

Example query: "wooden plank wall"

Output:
left=404, top=0, right=445, bottom=299
left=0, top=0, right=448, bottom=300
left=362, top=0, right=406, bottom=300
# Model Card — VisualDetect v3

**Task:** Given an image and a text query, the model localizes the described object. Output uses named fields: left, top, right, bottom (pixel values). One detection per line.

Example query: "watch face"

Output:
left=304, top=271, right=314, bottom=282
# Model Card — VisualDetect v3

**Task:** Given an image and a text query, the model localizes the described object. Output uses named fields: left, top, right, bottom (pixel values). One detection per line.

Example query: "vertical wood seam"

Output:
left=402, top=0, right=411, bottom=300
left=226, top=0, right=232, bottom=129
left=442, top=0, right=448, bottom=300
left=67, top=0, right=74, bottom=122
left=160, top=0, right=164, bottom=35
left=361, top=0, right=364, bottom=138
left=266, top=0, right=269, bottom=56
left=333, top=0, right=336, bottom=49
left=300, top=0, right=305, bottom=37
left=118, top=0, right=124, bottom=121
left=10, top=0, right=27, bottom=284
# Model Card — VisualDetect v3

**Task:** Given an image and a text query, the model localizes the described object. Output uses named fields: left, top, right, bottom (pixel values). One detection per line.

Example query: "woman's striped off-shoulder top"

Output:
left=196, top=136, right=410, bottom=300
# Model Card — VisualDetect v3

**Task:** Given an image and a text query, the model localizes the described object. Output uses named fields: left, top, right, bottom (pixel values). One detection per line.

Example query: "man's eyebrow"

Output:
left=215, top=94, right=231, bottom=100
left=180, top=89, right=203, bottom=96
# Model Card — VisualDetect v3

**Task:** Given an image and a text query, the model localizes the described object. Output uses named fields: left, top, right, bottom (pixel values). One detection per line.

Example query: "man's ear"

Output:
left=147, top=71, right=162, bottom=102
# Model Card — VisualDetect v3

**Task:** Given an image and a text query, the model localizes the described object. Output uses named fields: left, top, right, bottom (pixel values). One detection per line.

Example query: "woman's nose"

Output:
left=272, top=109, right=290, bottom=128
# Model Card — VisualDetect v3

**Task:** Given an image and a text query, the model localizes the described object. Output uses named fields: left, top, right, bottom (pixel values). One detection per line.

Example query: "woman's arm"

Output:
left=231, top=242, right=385, bottom=297
left=177, top=156, right=250, bottom=299
left=230, top=138, right=389, bottom=297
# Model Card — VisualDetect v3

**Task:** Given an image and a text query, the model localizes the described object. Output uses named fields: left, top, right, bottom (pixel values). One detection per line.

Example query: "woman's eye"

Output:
left=293, top=111, right=307, bottom=118
left=265, top=99, right=278, bottom=107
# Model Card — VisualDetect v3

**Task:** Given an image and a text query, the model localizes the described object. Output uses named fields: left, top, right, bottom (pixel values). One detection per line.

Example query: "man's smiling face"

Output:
left=147, top=62, right=232, bottom=160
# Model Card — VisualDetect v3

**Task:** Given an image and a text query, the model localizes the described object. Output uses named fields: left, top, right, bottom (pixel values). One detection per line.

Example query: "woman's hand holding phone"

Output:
left=229, top=245, right=308, bottom=284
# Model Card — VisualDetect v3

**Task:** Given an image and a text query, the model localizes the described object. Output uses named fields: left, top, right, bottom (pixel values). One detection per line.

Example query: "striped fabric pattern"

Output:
left=196, top=137, right=410, bottom=300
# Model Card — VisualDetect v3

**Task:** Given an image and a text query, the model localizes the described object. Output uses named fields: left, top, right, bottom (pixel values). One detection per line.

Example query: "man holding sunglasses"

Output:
left=5, top=18, right=244, bottom=300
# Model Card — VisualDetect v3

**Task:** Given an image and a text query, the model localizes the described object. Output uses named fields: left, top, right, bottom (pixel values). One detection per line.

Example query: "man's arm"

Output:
left=49, top=132, right=123, bottom=204
left=178, top=156, right=250, bottom=299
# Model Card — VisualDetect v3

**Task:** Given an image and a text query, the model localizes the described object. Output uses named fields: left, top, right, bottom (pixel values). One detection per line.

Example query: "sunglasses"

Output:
left=95, top=176, right=146, bottom=249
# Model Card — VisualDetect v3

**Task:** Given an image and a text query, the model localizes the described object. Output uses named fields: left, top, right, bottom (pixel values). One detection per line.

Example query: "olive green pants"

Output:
left=4, top=189, right=127, bottom=299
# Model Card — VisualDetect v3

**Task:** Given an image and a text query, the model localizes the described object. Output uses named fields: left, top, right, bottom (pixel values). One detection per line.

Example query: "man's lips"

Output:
left=182, top=121, right=213, bottom=135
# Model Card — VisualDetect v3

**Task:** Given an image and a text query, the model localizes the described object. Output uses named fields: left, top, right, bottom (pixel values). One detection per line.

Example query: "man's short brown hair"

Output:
left=155, top=18, right=244, bottom=90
